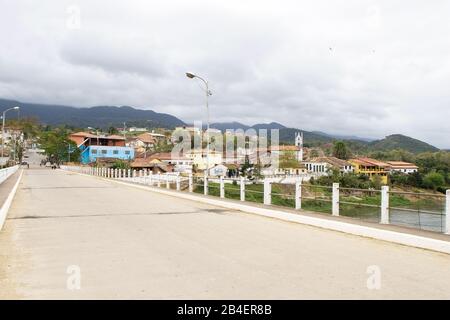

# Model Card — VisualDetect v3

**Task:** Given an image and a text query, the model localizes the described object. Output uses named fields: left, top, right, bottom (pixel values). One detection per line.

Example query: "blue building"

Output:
left=69, top=132, right=134, bottom=164
left=79, top=145, right=134, bottom=164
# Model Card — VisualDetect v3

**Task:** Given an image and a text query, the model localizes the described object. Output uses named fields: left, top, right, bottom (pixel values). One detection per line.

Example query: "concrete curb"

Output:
left=0, top=170, right=24, bottom=230
left=63, top=170, right=450, bottom=255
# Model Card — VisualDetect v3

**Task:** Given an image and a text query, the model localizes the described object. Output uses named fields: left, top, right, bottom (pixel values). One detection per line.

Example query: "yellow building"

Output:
left=348, top=157, right=390, bottom=184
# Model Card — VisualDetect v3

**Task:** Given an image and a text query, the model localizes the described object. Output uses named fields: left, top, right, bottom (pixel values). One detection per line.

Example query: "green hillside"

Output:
left=369, top=134, right=439, bottom=153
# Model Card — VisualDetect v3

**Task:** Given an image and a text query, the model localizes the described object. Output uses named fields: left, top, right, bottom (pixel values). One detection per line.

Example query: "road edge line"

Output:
left=62, top=170, right=450, bottom=255
left=0, top=169, right=24, bottom=230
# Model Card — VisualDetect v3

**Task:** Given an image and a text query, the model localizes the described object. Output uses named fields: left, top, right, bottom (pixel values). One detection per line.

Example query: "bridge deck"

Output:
left=1, top=168, right=450, bottom=299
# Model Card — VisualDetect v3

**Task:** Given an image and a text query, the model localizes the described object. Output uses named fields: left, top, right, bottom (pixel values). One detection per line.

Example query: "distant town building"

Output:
left=187, top=149, right=223, bottom=171
left=348, top=157, right=390, bottom=184
left=131, top=158, right=174, bottom=174
left=148, top=131, right=166, bottom=140
left=69, top=131, right=134, bottom=164
left=128, top=127, right=148, bottom=132
left=209, top=164, right=229, bottom=177
left=134, top=152, right=193, bottom=173
left=304, top=157, right=354, bottom=175
left=295, top=132, right=304, bottom=161
left=127, top=133, right=156, bottom=152
left=385, top=161, right=418, bottom=174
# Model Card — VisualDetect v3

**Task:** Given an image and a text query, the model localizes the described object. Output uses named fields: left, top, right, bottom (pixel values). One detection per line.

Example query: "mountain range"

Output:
left=0, top=98, right=441, bottom=153
left=0, top=98, right=185, bottom=129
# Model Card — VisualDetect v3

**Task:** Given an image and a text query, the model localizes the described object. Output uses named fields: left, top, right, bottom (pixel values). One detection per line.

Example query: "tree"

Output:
left=332, top=141, right=350, bottom=160
left=309, top=149, right=320, bottom=158
left=154, top=139, right=173, bottom=153
left=111, top=159, right=130, bottom=170
left=422, top=171, right=445, bottom=190
left=38, top=129, right=80, bottom=164
left=279, top=151, right=300, bottom=169
left=108, top=126, right=119, bottom=135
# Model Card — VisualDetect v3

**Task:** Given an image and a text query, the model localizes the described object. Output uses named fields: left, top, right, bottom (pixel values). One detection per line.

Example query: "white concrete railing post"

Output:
left=166, top=175, right=170, bottom=189
left=107, top=168, right=111, bottom=178
left=133, top=170, right=136, bottom=179
left=332, top=183, right=339, bottom=216
left=295, top=180, right=302, bottom=210
left=445, top=190, right=450, bottom=234
left=204, top=174, right=208, bottom=196
left=263, top=179, right=271, bottom=205
left=128, top=169, right=131, bottom=178
left=149, top=171, right=153, bottom=186
left=157, top=175, right=161, bottom=187
left=220, top=177, right=225, bottom=198
left=381, top=186, right=390, bottom=224
left=188, top=173, right=193, bottom=192
left=176, top=176, right=181, bottom=191
left=240, top=177, right=245, bottom=201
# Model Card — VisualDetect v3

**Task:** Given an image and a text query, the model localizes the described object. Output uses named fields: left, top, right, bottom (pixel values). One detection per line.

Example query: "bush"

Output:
left=423, top=171, right=445, bottom=190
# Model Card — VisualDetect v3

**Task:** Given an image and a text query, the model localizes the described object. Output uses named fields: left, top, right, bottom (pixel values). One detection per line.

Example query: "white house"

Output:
left=209, top=164, right=228, bottom=177
left=304, top=157, right=354, bottom=176
left=143, top=152, right=193, bottom=173
left=386, top=161, right=418, bottom=174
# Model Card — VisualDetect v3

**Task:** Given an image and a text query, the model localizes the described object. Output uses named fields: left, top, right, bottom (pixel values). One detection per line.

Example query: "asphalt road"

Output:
left=1, top=168, right=450, bottom=299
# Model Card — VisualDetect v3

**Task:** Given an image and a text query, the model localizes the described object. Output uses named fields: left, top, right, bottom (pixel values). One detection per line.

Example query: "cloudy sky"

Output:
left=1, top=1, right=449, bottom=147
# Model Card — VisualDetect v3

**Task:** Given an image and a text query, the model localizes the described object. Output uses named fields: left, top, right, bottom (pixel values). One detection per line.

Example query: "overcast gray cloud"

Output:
left=0, top=0, right=449, bottom=147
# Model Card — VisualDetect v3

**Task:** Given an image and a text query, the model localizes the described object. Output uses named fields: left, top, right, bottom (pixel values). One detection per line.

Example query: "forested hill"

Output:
left=368, top=134, right=439, bottom=153
left=0, top=98, right=186, bottom=129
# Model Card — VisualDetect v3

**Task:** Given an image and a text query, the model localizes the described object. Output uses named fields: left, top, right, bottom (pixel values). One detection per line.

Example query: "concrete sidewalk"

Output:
left=1, top=168, right=450, bottom=299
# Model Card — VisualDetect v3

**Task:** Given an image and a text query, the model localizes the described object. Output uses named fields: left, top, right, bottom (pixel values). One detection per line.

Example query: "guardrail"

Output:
left=0, top=165, right=19, bottom=185
left=61, top=165, right=450, bottom=234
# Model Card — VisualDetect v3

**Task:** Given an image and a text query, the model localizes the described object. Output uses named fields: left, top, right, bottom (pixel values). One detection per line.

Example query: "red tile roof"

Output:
left=136, top=133, right=156, bottom=144
left=349, top=157, right=390, bottom=168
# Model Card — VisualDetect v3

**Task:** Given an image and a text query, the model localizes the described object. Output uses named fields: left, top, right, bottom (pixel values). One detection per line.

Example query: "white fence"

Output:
left=0, top=165, right=19, bottom=185
left=60, top=165, right=450, bottom=234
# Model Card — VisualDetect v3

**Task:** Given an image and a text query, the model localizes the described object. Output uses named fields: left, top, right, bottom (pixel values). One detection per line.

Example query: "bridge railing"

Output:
left=60, top=165, right=450, bottom=235
left=0, top=165, right=19, bottom=185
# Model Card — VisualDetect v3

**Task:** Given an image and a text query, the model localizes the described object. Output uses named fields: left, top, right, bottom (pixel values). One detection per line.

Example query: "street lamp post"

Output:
left=1, top=107, right=20, bottom=159
left=186, top=72, right=212, bottom=175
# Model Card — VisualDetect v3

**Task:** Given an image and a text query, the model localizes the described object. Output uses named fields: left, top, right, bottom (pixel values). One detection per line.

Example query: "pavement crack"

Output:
left=7, top=210, right=214, bottom=220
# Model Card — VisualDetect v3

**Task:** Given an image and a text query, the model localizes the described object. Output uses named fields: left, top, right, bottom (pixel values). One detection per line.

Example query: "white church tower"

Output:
left=295, top=132, right=304, bottom=161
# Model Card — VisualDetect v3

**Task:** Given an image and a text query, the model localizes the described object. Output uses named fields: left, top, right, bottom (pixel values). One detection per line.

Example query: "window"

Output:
left=91, top=149, right=97, bottom=154
left=113, top=150, right=119, bottom=155
left=101, top=150, right=107, bottom=155
left=125, top=151, right=130, bottom=155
